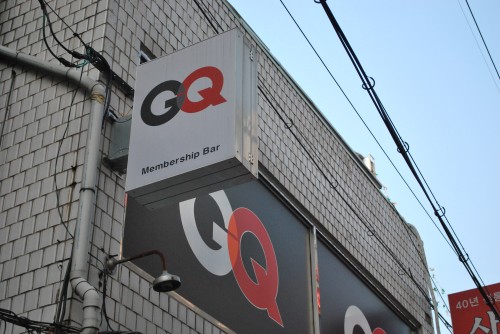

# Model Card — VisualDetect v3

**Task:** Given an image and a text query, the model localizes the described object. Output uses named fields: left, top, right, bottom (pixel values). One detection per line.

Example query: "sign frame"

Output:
left=126, top=29, right=258, bottom=210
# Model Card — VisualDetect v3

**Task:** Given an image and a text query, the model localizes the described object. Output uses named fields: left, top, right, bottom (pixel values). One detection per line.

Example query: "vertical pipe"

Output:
left=0, top=45, right=105, bottom=334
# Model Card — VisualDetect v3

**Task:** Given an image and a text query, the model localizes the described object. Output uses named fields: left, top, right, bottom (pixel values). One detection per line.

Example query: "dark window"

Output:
left=139, top=43, right=156, bottom=64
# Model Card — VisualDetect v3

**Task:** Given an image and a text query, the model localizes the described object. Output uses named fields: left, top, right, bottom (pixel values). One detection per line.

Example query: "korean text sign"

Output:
left=448, top=283, right=500, bottom=334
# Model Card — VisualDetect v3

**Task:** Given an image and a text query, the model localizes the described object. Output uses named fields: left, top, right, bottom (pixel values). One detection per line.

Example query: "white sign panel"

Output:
left=126, top=29, right=258, bottom=209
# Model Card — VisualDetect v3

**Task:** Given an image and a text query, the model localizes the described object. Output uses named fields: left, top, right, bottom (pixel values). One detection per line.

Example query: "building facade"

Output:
left=0, top=0, right=434, bottom=333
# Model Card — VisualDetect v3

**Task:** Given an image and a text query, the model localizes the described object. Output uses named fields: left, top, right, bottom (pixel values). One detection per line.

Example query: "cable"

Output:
left=192, top=0, right=223, bottom=34
left=39, top=0, right=117, bottom=131
left=53, top=67, right=85, bottom=239
left=463, top=0, right=500, bottom=83
left=259, top=80, right=453, bottom=332
left=51, top=67, right=86, bottom=332
left=0, top=308, right=80, bottom=333
left=39, top=0, right=88, bottom=64
left=39, top=1, right=84, bottom=67
left=277, top=0, right=456, bottom=254
left=35, top=1, right=115, bottom=331
left=0, top=70, right=16, bottom=150
left=260, top=81, right=426, bottom=304
left=270, top=1, right=456, bottom=316
left=41, top=0, right=87, bottom=46
left=41, top=1, right=109, bottom=325
left=454, top=0, right=500, bottom=94
left=100, top=270, right=116, bottom=331
left=39, top=0, right=111, bottom=121
left=199, top=0, right=450, bottom=327
left=185, top=0, right=453, bottom=328
left=315, top=0, right=500, bottom=320
left=429, top=271, right=451, bottom=316
left=38, top=0, right=111, bottom=88
left=53, top=258, right=72, bottom=334
left=41, top=0, right=112, bottom=238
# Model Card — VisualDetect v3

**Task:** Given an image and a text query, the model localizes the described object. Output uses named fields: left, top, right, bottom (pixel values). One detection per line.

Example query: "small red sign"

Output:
left=448, top=283, right=500, bottom=334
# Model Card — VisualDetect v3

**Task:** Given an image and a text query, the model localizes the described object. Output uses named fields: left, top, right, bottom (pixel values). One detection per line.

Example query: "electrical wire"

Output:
left=463, top=0, right=500, bottom=83
left=192, top=0, right=224, bottom=34
left=38, top=0, right=113, bottom=107
left=454, top=0, right=500, bottom=94
left=41, top=1, right=85, bottom=57
left=39, top=0, right=112, bottom=124
left=95, top=130, right=127, bottom=332
left=39, top=0, right=86, bottom=67
left=7, top=1, right=133, bottom=333
left=53, top=67, right=85, bottom=240
left=37, top=1, right=114, bottom=331
left=0, top=70, right=16, bottom=150
left=51, top=68, right=86, bottom=333
left=429, top=271, right=451, bottom=316
left=259, top=80, right=453, bottom=332
left=315, top=0, right=500, bottom=320
left=277, top=0, right=456, bottom=256
left=90, top=246, right=117, bottom=331
left=41, top=4, right=91, bottom=322
left=275, top=2, right=454, bottom=325
left=0, top=308, right=80, bottom=333
left=197, top=1, right=451, bottom=329
left=100, top=270, right=116, bottom=331
left=41, top=0, right=87, bottom=46
left=39, top=0, right=113, bottom=237
left=53, top=258, right=72, bottom=334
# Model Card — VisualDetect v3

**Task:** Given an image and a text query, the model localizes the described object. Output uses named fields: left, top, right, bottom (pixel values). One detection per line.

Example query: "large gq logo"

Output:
left=180, top=191, right=284, bottom=327
left=141, top=66, right=226, bottom=126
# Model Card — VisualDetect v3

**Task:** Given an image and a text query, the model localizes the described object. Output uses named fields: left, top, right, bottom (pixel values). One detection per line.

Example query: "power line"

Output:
left=276, top=2, right=455, bottom=327
left=193, top=0, right=224, bottom=35
left=258, top=81, right=450, bottom=330
left=463, top=0, right=500, bottom=82
left=0, top=70, right=16, bottom=150
left=315, top=0, right=500, bottom=321
left=454, top=0, right=500, bottom=94
left=277, top=0, right=457, bottom=258
left=278, top=0, right=459, bottom=256
left=39, top=0, right=88, bottom=67
left=0, top=307, right=80, bottom=333
left=38, top=0, right=114, bottom=106
left=36, top=2, right=115, bottom=332
left=197, top=0, right=451, bottom=328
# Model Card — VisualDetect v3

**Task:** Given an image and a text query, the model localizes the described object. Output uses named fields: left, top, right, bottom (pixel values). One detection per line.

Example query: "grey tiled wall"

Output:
left=0, top=0, right=432, bottom=333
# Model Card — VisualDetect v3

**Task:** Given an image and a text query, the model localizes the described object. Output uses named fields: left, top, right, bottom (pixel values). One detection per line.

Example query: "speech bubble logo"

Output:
left=345, top=305, right=387, bottom=334
left=227, top=207, right=283, bottom=327
left=180, top=66, right=227, bottom=113
left=179, top=191, right=233, bottom=276
left=345, top=305, right=372, bottom=334
left=140, top=66, right=226, bottom=126
left=141, top=80, right=183, bottom=126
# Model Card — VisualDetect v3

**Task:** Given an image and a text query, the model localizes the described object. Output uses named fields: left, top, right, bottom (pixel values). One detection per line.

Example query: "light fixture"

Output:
left=106, top=250, right=181, bottom=292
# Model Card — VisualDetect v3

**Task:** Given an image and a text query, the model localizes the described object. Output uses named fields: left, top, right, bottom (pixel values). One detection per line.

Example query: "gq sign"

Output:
left=140, top=66, right=227, bottom=126
left=123, top=181, right=313, bottom=333
left=317, top=237, right=414, bottom=333
left=124, top=180, right=416, bottom=333
left=180, top=191, right=283, bottom=326
left=127, top=29, right=258, bottom=210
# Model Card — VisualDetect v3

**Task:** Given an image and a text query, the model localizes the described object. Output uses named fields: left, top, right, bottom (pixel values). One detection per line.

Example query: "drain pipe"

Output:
left=0, top=45, right=104, bottom=333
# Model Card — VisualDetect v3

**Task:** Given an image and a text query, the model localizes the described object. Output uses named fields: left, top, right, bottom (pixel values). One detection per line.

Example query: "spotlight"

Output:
left=106, top=250, right=181, bottom=292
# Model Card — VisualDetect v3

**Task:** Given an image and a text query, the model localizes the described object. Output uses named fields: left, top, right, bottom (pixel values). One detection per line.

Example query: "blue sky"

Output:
left=227, top=0, right=500, bottom=327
